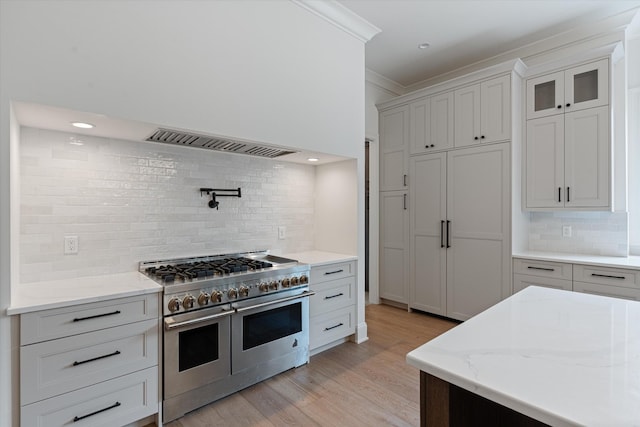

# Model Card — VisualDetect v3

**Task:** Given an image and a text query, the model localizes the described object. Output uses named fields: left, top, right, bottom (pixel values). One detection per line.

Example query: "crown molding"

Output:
left=365, top=69, right=406, bottom=96
left=291, top=0, right=381, bottom=43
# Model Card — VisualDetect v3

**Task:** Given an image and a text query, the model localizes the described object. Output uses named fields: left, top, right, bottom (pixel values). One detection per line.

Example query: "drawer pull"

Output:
left=324, top=269, right=344, bottom=276
left=73, top=401, right=121, bottom=422
left=325, top=293, right=344, bottom=300
left=73, top=310, right=121, bottom=322
left=72, top=350, right=121, bottom=367
left=591, top=273, right=625, bottom=280
left=527, top=266, right=555, bottom=272
left=324, top=322, right=344, bottom=331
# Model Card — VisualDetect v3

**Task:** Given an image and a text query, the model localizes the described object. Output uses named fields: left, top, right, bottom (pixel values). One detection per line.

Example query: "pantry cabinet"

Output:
left=380, top=105, right=409, bottom=191
left=409, top=91, right=454, bottom=154
left=379, top=190, right=409, bottom=304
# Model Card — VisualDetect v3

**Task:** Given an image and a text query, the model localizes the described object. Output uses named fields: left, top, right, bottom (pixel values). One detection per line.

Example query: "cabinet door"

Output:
left=379, top=191, right=408, bottom=303
left=525, top=115, right=565, bottom=209
left=564, top=106, right=609, bottom=208
left=430, top=91, right=454, bottom=151
left=526, top=71, right=564, bottom=120
left=454, top=84, right=481, bottom=147
left=380, top=106, right=409, bottom=191
left=513, top=274, right=573, bottom=294
left=446, top=143, right=510, bottom=321
left=565, top=59, right=609, bottom=113
left=409, top=154, right=447, bottom=315
left=481, top=75, right=511, bottom=143
left=410, top=98, right=430, bottom=155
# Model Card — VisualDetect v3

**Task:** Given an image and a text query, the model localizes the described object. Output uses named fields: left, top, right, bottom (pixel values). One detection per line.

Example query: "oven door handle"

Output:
left=164, top=308, right=234, bottom=330
left=233, top=291, right=316, bottom=313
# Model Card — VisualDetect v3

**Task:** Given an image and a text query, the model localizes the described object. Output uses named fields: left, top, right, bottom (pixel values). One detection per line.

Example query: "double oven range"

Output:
left=140, top=251, right=313, bottom=423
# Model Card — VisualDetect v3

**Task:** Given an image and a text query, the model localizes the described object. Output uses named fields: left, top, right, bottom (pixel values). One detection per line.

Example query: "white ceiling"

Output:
left=338, top=0, right=640, bottom=89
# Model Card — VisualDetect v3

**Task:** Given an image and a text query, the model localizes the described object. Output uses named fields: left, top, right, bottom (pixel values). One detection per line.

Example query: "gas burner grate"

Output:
left=145, top=257, right=274, bottom=284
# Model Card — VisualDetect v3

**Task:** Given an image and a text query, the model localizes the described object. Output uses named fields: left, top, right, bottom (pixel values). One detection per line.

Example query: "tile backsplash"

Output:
left=529, top=211, right=628, bottom=256
left=20, top=127, right=316, bottom=283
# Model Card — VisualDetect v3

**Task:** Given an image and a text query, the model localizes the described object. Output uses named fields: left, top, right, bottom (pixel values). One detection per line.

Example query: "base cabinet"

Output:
left=19, top=294, right=160, bottom=427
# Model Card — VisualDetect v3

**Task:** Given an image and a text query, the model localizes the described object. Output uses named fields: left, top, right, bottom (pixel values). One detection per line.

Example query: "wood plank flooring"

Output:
left=163, top=304, right=458, bottom=427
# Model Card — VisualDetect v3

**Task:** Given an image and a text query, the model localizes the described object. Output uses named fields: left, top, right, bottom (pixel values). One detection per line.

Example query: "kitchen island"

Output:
left=406, top=286, right=640, bottom=426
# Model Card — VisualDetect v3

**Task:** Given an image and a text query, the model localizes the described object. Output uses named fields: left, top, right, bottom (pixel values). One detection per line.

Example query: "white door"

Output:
left=526, top=115, right=565, bottom=209
left=409, top=153, right=447, bottom=315
left=380, top=106, right=409, bottom=191
left=454, top=84, right=481, bottom=147
left=564, top=59, right=609, bottom=113
left=446, top=143, right=510, bottom=321
left=430, top=91, right=454, bottom=151
left=481, top=75, right=511, bottom=143
left=564, top=106, right=610, bottom=208
left=379, top=191, right=408, bottom=303
left=526, top=71, right=564, bottom=120
left=410, top=98, right=430, bottom=155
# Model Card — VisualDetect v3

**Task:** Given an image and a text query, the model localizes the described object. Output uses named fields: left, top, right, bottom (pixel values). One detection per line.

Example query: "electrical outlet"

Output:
left=278, top=226, right=286, bottom=240
left=64, top=236, right=78, bottom=254
left=562, top=225, right=572, bottom=238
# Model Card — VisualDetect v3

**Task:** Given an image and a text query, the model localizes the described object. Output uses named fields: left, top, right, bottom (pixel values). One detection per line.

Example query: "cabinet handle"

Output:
left=73, top=310, right=121, bottom=322
left=403, top=174, right=407, bottom=186
left=73, top=402, right=121, bottom=422
left=474, top=136, right=479, bottom=140
left=446, top=220, right=451, bottom=248
left=72, top=350, right=121, bottom=367
left=567, top=187, right=570, bottom=202
left=591, top=273, right=625, bottom=280
left=481, top=135, right=485, bottom=139
left=557, top=105, right=562, bottom=109
left=558, top=187, right=561, bottom=203
left=440, top=220, right=445, bottom=248
left=566, top=103, right=571, bottom=107
left=324, top=269, right=344, bottom=275
left=324, top=293, right=344, bottom=300
left=404, top=194, right=407, bottom=210
left=527, top=266, right=555, bottom=272
left=324, top=322, right=344, bottom=331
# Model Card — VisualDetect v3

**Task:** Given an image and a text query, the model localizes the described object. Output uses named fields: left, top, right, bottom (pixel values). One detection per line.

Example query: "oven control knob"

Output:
left=291, top=276, right=299, bottom=286
left=211, top=290, right=223, bottom=303
left=281, top=278, right=291, bottom=288
left=227, top=288, right=238, bottom=299
left=198, top=292, right=210, bottom=306
left=183, top=295, right=195, bottom=309
left=239, top=285, right=250, bottom=297
left=300, top=274, right=309, bottom=284
left=269, top=281, right=279, bottom=290
left=168, top=297, right=181, bottom=312
left=259, top=282, right=269, bottom=292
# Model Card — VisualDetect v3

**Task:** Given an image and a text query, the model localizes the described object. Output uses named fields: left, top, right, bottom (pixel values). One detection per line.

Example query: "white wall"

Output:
left=629, top=36, right=640, bottom=254
left=0, top=2, right=367, bottom=425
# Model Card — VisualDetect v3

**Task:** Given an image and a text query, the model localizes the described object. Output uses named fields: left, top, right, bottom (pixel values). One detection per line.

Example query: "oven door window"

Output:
left=243, top=302, right=302, bottom=350
left=179, top=323, right=219, bottom=372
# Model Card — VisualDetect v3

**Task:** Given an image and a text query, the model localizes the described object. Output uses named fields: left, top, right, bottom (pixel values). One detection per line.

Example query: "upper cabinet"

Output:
left=526, top=59, right=608, bottom=120
left=455, top=74, right=511, bottom=147
left=380, top=105, right=409, bottom=191
left=410, top=91, right=454, bottom=154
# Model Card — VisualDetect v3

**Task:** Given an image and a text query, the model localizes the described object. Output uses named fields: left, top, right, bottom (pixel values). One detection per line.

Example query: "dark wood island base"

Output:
left=420, top=371, right=550, bottom=427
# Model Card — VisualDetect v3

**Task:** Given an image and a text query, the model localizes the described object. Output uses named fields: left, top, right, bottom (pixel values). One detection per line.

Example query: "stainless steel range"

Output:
left=140, top=251, right=313, bottom=423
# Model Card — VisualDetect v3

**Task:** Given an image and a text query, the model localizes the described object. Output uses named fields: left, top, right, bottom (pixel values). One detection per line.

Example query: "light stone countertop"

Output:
left=406, top=286, right=640, bottom=426
left=282, top=250, right=357, bottom=267
left=513, top=251, right=640, bottom=269
left=7, top=272, right=162, bottom=315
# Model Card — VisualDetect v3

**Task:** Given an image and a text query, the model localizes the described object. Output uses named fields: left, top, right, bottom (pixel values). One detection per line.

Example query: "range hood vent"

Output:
left=146, top=128, right=296, bottom=159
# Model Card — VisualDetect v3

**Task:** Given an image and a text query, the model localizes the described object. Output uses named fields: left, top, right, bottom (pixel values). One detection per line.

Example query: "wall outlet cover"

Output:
left=64, top=236, right=78, bottom=254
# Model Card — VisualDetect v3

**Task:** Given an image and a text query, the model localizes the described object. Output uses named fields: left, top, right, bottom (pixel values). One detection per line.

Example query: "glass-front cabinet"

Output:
left=526, top=59, right=608, bottom=120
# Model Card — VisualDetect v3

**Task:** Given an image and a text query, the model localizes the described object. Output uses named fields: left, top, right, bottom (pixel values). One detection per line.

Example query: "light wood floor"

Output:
left=164, top=304, right=457, bottom=427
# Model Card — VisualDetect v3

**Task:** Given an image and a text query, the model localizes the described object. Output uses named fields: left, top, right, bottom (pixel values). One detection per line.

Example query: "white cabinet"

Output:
left=526, top=59, right=609, bottom=120
left=525, top=58, right=611, bottom=210
left=19, top=294, right=160, bottom=427
left=309, top=260, right=356, bottom=353
left=512, top=258, right=573, bottom=293
left=454, top=75, right=511, bottom=147
left=380, top=190, right=409, bottom=304
left=380, top=105, right=409, bottom=191
left=410, top=143, right=511, bottom=321
left=410, top=91, right=454, bottom=154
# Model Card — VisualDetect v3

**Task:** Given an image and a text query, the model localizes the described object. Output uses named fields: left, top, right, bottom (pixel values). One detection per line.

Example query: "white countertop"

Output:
left=282, top=250, right=357, bottom=267
left=406, top=286, right=640, bottom=426
left=7, top=272, right=162, bottom=315
left=513, top=251, right=640, bottom=270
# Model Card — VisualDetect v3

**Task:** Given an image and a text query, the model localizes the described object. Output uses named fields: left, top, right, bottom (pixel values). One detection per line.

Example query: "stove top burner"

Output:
left=145, top=257, right=274, bottom=284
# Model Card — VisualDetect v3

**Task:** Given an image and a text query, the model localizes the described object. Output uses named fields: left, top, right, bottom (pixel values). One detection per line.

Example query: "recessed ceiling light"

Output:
left=418, top=42, right=431, bottom=49
left=71, top=122, right=95, bottom=129
left=307, top=158, right=319, bottom=162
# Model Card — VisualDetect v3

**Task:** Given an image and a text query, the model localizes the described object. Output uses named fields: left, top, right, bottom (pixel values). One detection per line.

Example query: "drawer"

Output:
left=513, top=258, right=572, bottom=280
left=21, top=319, right=158, bottom=404
left=310, top=261, right=356, bottom=284
left=310, top=305, right=355, bottom=350
left=573, top=264, right=640, bottom=289
left=310, top=276, right=355, bottom=317
left=513, top=274, right=572, bottom=294
left=21, top=366, right=158, bottom=427
left=573, top=281, right=640, bottom=301
left=21, top=293, right=159, bottom=345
